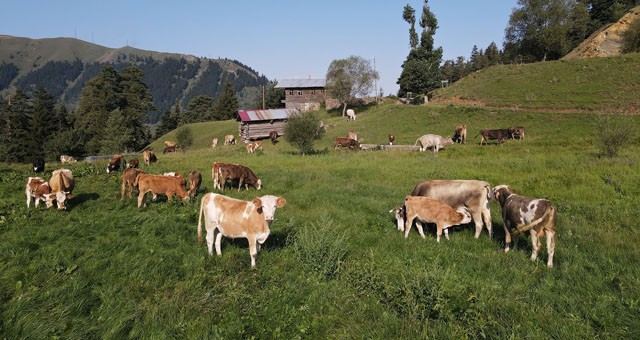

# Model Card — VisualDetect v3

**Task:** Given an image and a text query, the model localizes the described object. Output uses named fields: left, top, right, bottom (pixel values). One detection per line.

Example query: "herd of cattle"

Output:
left=24, top=122, right=555, bottom=269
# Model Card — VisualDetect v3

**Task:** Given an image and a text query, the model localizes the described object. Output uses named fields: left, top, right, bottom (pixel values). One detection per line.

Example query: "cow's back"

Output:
left=50, top=169, right=75, bottom=193
left=411, top=180, right=490, bottom=214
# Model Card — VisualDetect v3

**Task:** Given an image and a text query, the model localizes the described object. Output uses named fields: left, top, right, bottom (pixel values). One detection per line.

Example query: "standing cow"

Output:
left=211, top=137, right=219, bottom=149
left=120, top=168, right=145, bottom=199
left=217, top=164, right=262, bottom=191
left=44, top=169, right=75, bottom=210
left=269, top=131, right=279, bottom=144
left=142, top=150, right=157, bottom=166
left=188, top=170, right=202, bottom=198
left=197, top=193, right=286, bottom=268
left=224, top=135, right=236, bottom=145
left=477, top=129, right=511, bottom=145
left=346, top=109, right=356, bottom=121
left=408, top=180, right=492, bottom=239
left=453, top=124, right=467, bottom=144
left=25, top=177, right=52, bottom=208
left=492, top=185, right=556, bottom=268
left=388, top=134, right=395, bottom=146
left=414, top=134, right=454, bottom=153
left=128, top=158, right=139, bottom=169
left=60, top=155, right=77, bottom=164
left=107, top=154, right=126, bottom=173
left=32, top=157, right=45, bottom=173
left=402, top=196, right=473, bottom=242
left=509, top=126, right=526, bottom=141
left=334, top=137, right=360, bottom=150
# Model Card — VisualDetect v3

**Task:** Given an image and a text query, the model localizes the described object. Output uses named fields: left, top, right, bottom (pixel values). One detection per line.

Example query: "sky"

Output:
left=1, top=0, right=518, bottom=96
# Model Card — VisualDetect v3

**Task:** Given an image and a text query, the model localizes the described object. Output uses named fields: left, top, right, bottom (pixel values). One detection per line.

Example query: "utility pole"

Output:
left=373, top=56, right=378, bottom=102
left=262, top=85, right=265, bottom=110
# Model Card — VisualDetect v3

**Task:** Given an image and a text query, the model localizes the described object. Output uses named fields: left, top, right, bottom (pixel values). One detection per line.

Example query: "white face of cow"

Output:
left=254, top=195, right=286, bottom=225
left=456, top=207, right=473, bottom=224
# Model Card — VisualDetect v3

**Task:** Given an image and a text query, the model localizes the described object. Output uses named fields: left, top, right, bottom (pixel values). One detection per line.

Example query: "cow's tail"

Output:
left=511, top=204, right=555, bottom=236
left=414, top=138, right=420, bottom=147
left=197, top=194, right=207, bottom=244
left=133, top=173, right=141, bottom=187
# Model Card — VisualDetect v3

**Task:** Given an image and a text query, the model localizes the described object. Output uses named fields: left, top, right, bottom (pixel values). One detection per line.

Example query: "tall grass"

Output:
left=1, top=104, right=639, bottom=338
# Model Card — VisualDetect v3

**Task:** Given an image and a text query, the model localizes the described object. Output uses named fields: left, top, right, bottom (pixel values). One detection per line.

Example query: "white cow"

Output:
left=346, top=109, right=356, bottom=121
left=414, top=134, right=454, bottom=153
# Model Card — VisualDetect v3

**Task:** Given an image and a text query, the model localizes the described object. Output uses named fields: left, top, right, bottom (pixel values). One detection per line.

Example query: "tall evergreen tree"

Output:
left=183, top=95, right=214, bottom=125
left=0, top=90, right=33, bottom=162
left=213, top=80, right=239, bottom=120
left=29, top=87, right=57, bottom=157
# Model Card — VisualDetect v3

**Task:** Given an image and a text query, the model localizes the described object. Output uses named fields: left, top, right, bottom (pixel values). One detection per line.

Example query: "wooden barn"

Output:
left=275, top=78, right=327, bottom=112
left=237, top=108, right=299, bottom=143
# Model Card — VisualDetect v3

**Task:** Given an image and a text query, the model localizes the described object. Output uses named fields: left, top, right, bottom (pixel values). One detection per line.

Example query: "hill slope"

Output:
left=0, top=35, right=268, bottom=123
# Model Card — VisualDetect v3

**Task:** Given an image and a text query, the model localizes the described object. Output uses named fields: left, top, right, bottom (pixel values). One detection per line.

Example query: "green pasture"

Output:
left=1, top=104, right=639, bottom=338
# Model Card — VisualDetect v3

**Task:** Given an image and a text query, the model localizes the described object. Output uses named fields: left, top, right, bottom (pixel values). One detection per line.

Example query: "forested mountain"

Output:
left=0, top=35, right=269, bottom=123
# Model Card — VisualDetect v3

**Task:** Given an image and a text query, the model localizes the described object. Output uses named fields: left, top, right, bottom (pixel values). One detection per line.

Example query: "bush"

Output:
left=175, top=126, right=193, bottom=149
left=284, top=111, right=325, bottom=154
left=622, top=16, right=640, bottom=53
left=595, top=114, right=626, bottom=157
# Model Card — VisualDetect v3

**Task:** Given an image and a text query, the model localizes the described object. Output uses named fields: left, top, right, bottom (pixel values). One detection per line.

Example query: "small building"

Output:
left=275, top=79, right=326, bottom=112
left=237, top=108, right=299, bottom=143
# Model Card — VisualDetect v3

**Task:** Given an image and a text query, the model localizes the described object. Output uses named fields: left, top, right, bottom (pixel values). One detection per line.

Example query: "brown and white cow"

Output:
left=492, top=185, right=556, bottom=268
left=197, top=193, right=286, bottom=268
left=142, top=150, right=157, bottom=166
left=120, top=168, right=145, bottom=199
left=246, top=141, right=263, bottom=154
left=347, top=130, right=358, bottom=141
left=188, top=170, right=202, bottom=198
left=25, top=177, right=52, bottom=208
left=217, top=164, right=262, bottom=192
left=44, top=169, right=75, bottom=210
left=409, top=180, right=492, bottom=239
left=453, top=124, right=467, bottom=144
left=401, top=196, right=472, bottom=242
left=269, top=131, right=279, bottom=144
left=127, top=158, right=139, bottom=169
left=60, top=155, right=77, bottom=164
left=388, top=134, right=395, bottom=145
left=212, top=162, right=234, bottom=190
left=477, top=129, right=511, bottom=145
left=135, top=173, right=189, bottom=208
left=508, top=126, right=526, bottom=141
left=334, top=137, right=360, bottom=150
left=107, top=154, right=126, bottom=173
left=224, top=135, right=236, bottom=145
left=414, top=134, right=454, bottom=153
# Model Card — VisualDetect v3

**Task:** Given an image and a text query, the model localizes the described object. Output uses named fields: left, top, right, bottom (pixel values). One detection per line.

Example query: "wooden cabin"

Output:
left=237, top=109, right=299, bottom=143
left=275, top=79, right=326, bottom=112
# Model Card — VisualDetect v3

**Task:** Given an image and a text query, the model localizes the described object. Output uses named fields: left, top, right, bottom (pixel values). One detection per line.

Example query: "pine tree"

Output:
left=0, top=90, right=33, bottom=162
left=213, top=80, right=239, bottom=120
left=29, top=87, right=57, bottom=157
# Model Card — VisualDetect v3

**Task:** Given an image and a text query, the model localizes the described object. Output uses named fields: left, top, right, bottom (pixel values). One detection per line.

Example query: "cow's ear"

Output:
left=276, top=197, right=286, bottom=208
left=252, top=198, right=262, bottom=207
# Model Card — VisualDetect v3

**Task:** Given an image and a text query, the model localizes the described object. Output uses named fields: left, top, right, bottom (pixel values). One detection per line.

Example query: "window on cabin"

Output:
left=289, top=90, right=294, bottom=96
left=311, top=89, right=316, bottom=95
left=297, top=90, right=303, bottom=96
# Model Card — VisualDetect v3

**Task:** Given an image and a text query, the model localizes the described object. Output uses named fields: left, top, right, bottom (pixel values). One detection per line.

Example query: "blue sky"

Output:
left=1, top=0, right=518, bottom=96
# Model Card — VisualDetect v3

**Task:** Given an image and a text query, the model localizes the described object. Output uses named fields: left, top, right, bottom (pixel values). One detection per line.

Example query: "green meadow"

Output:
left=1, top=102, right=639, bottom=338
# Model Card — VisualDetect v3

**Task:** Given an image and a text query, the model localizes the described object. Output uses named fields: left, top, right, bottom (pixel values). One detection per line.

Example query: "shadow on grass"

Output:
left=69, top=192, right=100, bottom=210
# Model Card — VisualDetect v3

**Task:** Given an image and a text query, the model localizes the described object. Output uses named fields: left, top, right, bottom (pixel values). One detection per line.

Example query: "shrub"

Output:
left=175, top=126, right=193, bottom=149
left=622, top=15, right=640, bottom=53
left=284, top=111, right=325, bottom=154
left=595, top=114, right=626, bottom=157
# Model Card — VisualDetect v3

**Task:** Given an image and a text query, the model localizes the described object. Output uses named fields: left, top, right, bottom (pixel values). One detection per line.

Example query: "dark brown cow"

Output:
left=477, top=129, right=511, bottom=145
left=509, top=126, right=526, bottom=141
left=107, top=154, right=126, bottom=173
left=188, top=170, right=202, bottom=198
left=128, top=158, right=139, bottom=169
left=163, top=145, right=177, bottom=154
left=269, top=131, right=279, bottom=144
left=388, top=134, right=395, bottom=145
left=135, top=173, right=189, bottom=207
left=212, top=162, right=235, bottom=190
left=492, top=185, right=556, bottom=268
left=334, top=137, right=359, bottom=150
left=218, top=164, right=262, bottom=192
left=120, top=168, right=145, bottom=199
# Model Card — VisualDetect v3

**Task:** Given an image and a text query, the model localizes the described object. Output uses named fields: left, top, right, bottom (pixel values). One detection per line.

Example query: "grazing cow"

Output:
left=25, top=177, right=52, bottom=208
left=211, top=137, right=219, bottom=149
left=218, top=164, right=262, bottom=192
left=60, top=155, right=77, bottom=164
left=135, top=173, right=190, bottom=208
left=492, top=185, right=556, bottom=268
left=224, top=135, right=236, bottom=145
left=269, top=131, right=279, bottom=144
left=106, top=154, right=126, bottom=173
left=212, top=162, right=233, bottom=190
left=197, top=193, right=286, bottom=268
left=127, top=158, right=139, bottom=169
left=402, top=196, right=473, bottom=242
left=334, top=137, right=360, bottom=150
left=120, top=168, right=145, bottom=199
left=32, top=157, right=45, bottom=173
left=347, top=130, right=358, bottom=141
left=246, top=141, right=263, bottom=154
left=164, top=140, right=176, bottom=149
left=477, top=129, right=511, bottom=145
left=453, top=124, right=467, bottom=144
left=163, top=145, right=177, bottom=154
left=44, top=169, right=75, bottom=210
left=188, top=170, right=202, bottom=198
left=509, top=126, right=526, bottom=141
left=409, top=180, right=492, bottom=239
left=388, top=134, right=395, bottom=145
left=142, top=150, right=157, bottom=166
left=414, top=134, right=454, bottom=153
left=346, top=109, right=356, bottom=121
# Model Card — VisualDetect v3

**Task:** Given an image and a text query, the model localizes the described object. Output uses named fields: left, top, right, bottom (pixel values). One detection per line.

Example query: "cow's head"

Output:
left=456, top=207, right=473, bottom=225
left=389, top=205, right=405, bottom=231
left=491, top=185, right=515, bottom=207
left=44, top=191, right=74, bottom=210
left=254, top=195, right=286, bottom=225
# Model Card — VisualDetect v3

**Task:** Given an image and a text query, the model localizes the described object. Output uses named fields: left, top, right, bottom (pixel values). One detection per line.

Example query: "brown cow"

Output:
left=402, top=196, right=473, bottom=241
left=135, top=173, right=189, bottom=208
left=334, top=137, right=360, bottom=150
left=218, top=164, right=262, bottom=192
left=212, top=162, right=235, bottom=190
left=142, top=150, right=157, bottom=166
left=163, top=145, right=177, bottom=154
left=477, top=129, right=511, bottom=145
left=164, top=140, right=176, bottom=148
left=188, top=170, right=202, bottom=198
left=492, top=185, right=556, bottom=268
left=120, top=168, right=145, bottom=199
left=107, top=154, right=126, bottom=173
left=453, top=124, right=467, bottom=144
left=25, top=177, right=52, bottom=208
left=269, top=131, right=279, bottom=144
left=509, top=126, right=525, bottom=141
left=128, top=158, right=139, bottom=169
left=44, top=169, right=75, bottom=210
left=197, top=193, right=286, bottom=268
left=224, top=135, right=236, bottom=145
left=388, top=134, right=395, bottom=145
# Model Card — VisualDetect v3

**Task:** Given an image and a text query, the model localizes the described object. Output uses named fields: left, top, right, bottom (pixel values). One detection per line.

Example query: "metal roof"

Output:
left=275, top=78, right=326, bottom=88
left=237, top=108, right=299, bottom=122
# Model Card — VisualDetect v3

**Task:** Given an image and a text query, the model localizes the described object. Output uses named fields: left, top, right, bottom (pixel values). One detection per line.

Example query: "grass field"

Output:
left=1, top=103, right=639, bottom=338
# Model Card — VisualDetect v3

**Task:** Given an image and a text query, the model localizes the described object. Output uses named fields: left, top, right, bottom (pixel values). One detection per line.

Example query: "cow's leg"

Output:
left=444, top=226, right=450, bottom=241
left=472, top=210, right=484, bottom=239
left=482, top=208, right=493, bottom=238
left=207, top=227, right=217, bottom=255
left=530, top=229, right=540, bottom=262
left=167, top=192, right=174, bottom=204
left=248, top=236, right=258, bottom=268
left=213, top=228, right=223, bottom=256
left=404, top=217, right=413, bottom=238
left=416, top=221, right=426, bottom=239
left=546, top=230, right=555, bottom=268
left=436, top=224, right=443, bottom=242
left=503, top=219, right=513, bottom=252
left=137, top=191, right=146, bottom=208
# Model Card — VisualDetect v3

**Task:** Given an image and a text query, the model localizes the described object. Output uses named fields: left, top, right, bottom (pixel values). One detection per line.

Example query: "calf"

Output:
left=127, top=158, right=139, bottom=169
left=388, top=134, right=395, bottom=145
left=218, top=164, right=262, bottom=191
left=32, top=157, right=45, bottom=173
left=509, top=126, right=525, bottom=141
left=334, top=137, right=360, bottom=150
left=269, top=131, right=279, bottom=144
left=453, top=124, right=467, bottom=144
left=492, top=185, right=556, bottom=268
left=402, top=196, right=473, bottom=241
left=60, top=155, right=77, bottom=164
left=197, top=193, right=286, bottom=268
left=25, top=177, right=52, bottom=208
left=414, top=134, right=454, bottom=153
left=346, top=109, right=356, bottom=121
left=120, top=168, right=145, bottom=199
left=44, top=168, right=75, bottom=210
left=142, top=150, right=157, bottom=166
left=477, top=129, right=510, bottom=145
left=135, top=173, right=190, bottom=208
left=188, top=170, right=202, bottom=198
left=246, top=141, right=263, bottom=154
left=224, top=135, right=236, bottom=145
left=107, top=154, right=126, bottom=173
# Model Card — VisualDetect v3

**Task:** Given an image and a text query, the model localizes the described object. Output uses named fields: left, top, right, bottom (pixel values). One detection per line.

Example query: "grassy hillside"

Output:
left=432, top=53, right=640, bottom=113
left=1, top=103, right=639, bottom=338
